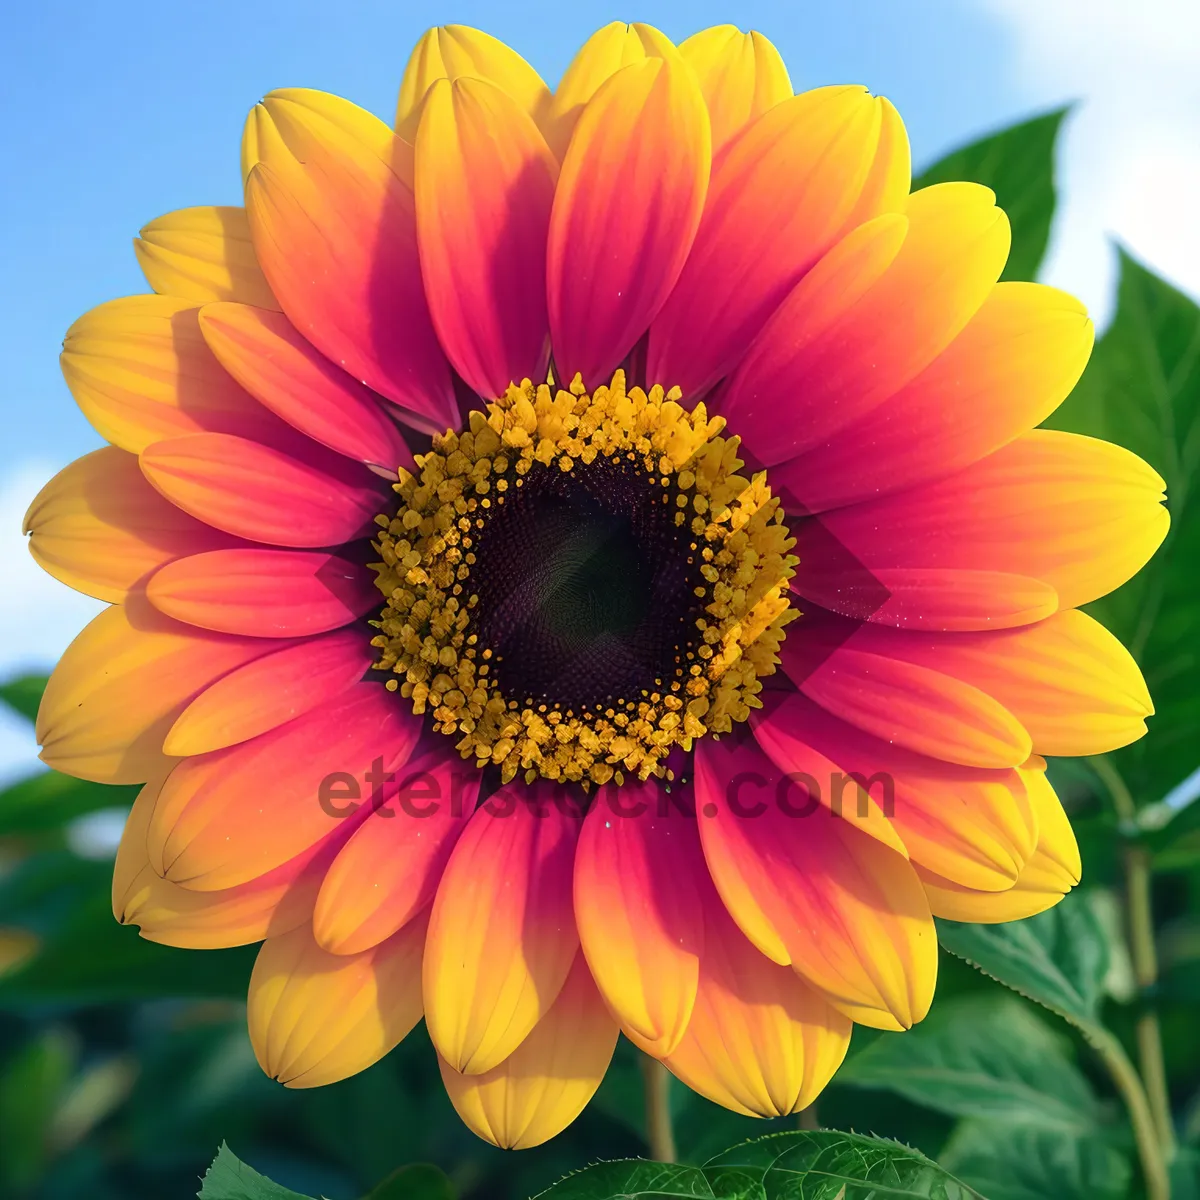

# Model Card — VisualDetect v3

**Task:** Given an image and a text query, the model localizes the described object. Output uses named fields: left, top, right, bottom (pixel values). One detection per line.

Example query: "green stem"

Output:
left=797, top=1103, right=820, bottom=1131
left=640, top=1055, right=676, bottom=1163
left=1086, top=1025, right=1172, bottom=1200
left=1128, top=841, right=1177, bottom=1159
left=1091, top=755, right=1177, bottom=1160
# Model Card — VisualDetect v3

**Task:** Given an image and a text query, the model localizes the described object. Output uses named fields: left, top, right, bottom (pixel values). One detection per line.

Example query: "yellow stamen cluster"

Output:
left=369, top=370, right=797, bottom=785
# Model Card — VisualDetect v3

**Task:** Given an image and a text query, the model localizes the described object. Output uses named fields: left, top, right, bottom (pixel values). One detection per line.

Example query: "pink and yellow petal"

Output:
left=722, top=182, right=1011, bottom=465
left=647, top=85, right=899, bottom=399
left=23, top=447, right=242, bottom=603
left=574, top=782, right=705, bottom=1056
left=797, top=430, right=1166, bottom=621
left=145, top=548, right=376, bottom=638
left=547, top=55, right=711, bottom=389
left=778, top=283, right=1095, bottom=513
left=438, top=952, right=618, bottom=1149
left=796, top=566, right=1060, bottom=634
left=244, top=91, right=455, bottom=433
left=833, top=611, right=1153, bottom=759
left=396, top=25, right=550, bottom=141
left=313, top=747, right=479, bottom=954
left=415, top=77, right=557, bottom=399
left=116, top=780, right=336, bottom=949
left=249, top=915, right=426, bottom=1088
left=134, top=206, right=279, bottom=309
left=542, top=22, right=675, bottom=160
left=37, top=597, right=277, bottom=784
left=164, top=629, right=371, bottom=756
left=147, top=682, right=421, bottom=891
left=197, top=302, right=412, bottom=471
left=678, top=26, right=793, bottom=154
left=139, top=432, right=383, bottom=549
left=664, top=889, right=851, bottom=1117
left=783, top=622, right=1034, bottom=770
left=754, top=693, right=1038, bottom=890
left=423, top=787, right=581, bottom=1075
left=60, top=295, right=288, bottom=453
left=695, top=735, right=937, bottom=1031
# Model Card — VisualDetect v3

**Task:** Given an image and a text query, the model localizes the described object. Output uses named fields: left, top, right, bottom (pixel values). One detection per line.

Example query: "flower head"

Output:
left=27, top=21, right=1167, bottom=1148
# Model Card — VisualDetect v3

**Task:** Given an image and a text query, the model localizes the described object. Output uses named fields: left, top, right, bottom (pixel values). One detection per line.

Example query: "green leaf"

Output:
left=936, top=890, right=1110, bottom=1028
left=198, top=1143, right=316, bottom=1200
left=535, top=1131, right=983, bottom=1199
left=363, top=1164, right=455, bottom=1200
left=836, top=994, right=1101, bottom=1131
left=939, top=1120, right=1130, bottom=1200
left=533, top=1160, right=715, bottom=1199
left=710, top=1131, right=986, bottom=1198
left=913, top=107, right=1067, bottom=282
left=1045, top=249, right=1200, bottom=802
left=0, top=674, right=48, bottom=723
left=0, top=769, right=137, bottom=836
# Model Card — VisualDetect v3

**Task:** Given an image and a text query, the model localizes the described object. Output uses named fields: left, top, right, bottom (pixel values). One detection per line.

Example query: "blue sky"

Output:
left=2, top=0, right=1198, bottom=779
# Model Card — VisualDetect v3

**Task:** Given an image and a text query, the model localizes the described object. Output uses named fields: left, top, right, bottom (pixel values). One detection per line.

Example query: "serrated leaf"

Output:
left=535, top=1132, right=982, bottom=1199
left=1045, top=249, right=1200, bottom=802
left=914, top=107, right=1067, bottom=282
left=936, top=891, right=1109, bottom=1028
left=0, top=674, right=47, bottom=724
left=836, top=994, right=1100, bottom=1131
left=532, top=1160, right=715, bottom=1199
left=198, top=1143, right=316, bottom=1199
left=710, top=1131, right=985, bottom=1199
left=363, top=1163, right=455, bottom=1200
left=939, top=1120, right=1130, bottom=1200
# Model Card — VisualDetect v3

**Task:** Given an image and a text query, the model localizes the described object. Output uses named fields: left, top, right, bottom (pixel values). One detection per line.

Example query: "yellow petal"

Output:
left=679, top=26, right=793, bottom=153
left=248, top=916, right=426, bottom=1088
left=36, top=596, right=271, bottom=784
left=111, top=768, right=173, bottom=917
left=60, top=295, right=283, bottom=453
left=134, top=206, right=278, bottom=309
left=664, top=894, right=851, bottom=1117
left=438, top=953, right=618, bottom=1148
left=918, top=764, right=1081, bottom=922
left=246, top=86, right=411, bottom=183
left=542, top=22, right=675, bottom=159
left=840, top=96, right=911, bottom=233
left=395, top=25, right=550, bottom=142
left=24, top=447, right=239, bottom=603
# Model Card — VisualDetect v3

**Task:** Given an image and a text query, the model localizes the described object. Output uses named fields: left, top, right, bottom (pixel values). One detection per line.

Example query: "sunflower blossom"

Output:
left=25, top=21, right=1167, bottom=1149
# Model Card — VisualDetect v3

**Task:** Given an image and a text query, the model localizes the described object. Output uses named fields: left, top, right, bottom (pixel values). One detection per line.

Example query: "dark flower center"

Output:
left=470, top=455, right=705, bottom=711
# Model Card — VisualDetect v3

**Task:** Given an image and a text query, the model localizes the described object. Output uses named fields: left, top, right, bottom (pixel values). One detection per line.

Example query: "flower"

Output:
left=26, top=20, right=1167, bottom=1149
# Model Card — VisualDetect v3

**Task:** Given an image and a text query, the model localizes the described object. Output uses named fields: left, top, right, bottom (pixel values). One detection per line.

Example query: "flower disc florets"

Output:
left=370, top=369, right=797, bottom=784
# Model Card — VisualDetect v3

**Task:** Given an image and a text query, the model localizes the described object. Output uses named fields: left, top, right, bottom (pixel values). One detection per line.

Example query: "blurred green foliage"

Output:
left=2, top=105, right=1199, bottom=1200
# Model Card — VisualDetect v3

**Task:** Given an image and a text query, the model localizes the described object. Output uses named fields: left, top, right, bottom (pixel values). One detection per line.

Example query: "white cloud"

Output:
left=0, top=462, right=105, bottom=784
left=983, top=0, right=1200, bottom=323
